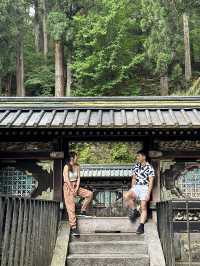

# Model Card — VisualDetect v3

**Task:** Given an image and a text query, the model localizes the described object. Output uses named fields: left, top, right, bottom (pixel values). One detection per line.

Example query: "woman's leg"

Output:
left=77, top=187, right=93, bottom=212
left=63, top=183, right=76, bottom=228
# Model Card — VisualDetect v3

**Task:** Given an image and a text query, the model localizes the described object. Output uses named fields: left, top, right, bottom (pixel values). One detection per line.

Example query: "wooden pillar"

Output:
left=62, top=138, right=69, bottom=165
left=60, top=138, right=69, bottom=219
left=143, top=137, right=150, bottom=151
left=148, top=137, right=161, bottom=223
left=151, top=159, right=161, bottom=202
left=148, top=138, right=161, bottom=203
left=53, top=138, right=63, bottom=202
left=60, top=137, right=69, bottom=197
left=151, top=159, right=161, bottom=223
left=53, top=159, right=63, bottom=201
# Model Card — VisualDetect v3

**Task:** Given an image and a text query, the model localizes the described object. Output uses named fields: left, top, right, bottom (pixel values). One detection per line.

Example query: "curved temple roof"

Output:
left=80, top=164, right=133, bottom=179
left=0, top=96, right=200, bottom=128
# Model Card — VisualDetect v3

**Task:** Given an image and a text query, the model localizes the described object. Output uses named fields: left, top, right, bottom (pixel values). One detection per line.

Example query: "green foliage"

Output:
left=171, top=0, right=200, bottom=14
left=1, top=0, right=200, bottom=96
left=141, top=0, right=178, bottom=75
left=23, top=24, right=55, bottom=96
left=0, top=0, right=31, bottom=93
left=25, top=65, right=54, bottom=96
left=172, top=77, right=200, bottom=96
left=111, top=143, right=135, bottom=163
left=48, top=11, right=69, bottom=41
left=171, top=64, right=182, bottom=81
left=71, top=0, right=144, bottom=96
left=70, top=142, right=141, bottom=164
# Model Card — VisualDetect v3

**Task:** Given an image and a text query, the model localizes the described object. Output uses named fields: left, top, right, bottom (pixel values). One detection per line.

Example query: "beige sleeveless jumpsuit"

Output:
left=63, top=167, right=93, bottom=228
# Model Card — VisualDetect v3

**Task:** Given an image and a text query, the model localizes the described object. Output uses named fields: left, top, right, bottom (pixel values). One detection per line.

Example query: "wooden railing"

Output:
left=157, top=200, right=200, bottom=266
left=0, top=195, right=60, bottom=266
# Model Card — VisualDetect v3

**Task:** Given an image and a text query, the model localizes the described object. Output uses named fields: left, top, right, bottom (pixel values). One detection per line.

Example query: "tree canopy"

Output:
left=0, top=0, right=200, bottom=96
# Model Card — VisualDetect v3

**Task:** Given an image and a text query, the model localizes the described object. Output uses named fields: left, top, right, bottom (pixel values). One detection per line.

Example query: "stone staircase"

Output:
left=66, top=217, right=150, bottom=266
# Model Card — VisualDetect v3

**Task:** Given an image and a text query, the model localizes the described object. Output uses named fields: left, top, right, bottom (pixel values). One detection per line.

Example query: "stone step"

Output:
left=69, top=240, right=147, bottom=254
left=67, top=253, right=150, bottom=266
left=77, top=217, right=139, bottom=233
left=176, top=263, right=200, bottom=266
left=71, top=232, right=144, bottom=242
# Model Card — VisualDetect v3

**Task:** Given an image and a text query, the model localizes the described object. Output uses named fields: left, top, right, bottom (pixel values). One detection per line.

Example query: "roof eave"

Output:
left=0, top=96, right=200, bottom=109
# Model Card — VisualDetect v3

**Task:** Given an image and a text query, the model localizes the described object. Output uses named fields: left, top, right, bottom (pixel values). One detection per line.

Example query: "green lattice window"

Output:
left=0, top=166, right=38, bottom=197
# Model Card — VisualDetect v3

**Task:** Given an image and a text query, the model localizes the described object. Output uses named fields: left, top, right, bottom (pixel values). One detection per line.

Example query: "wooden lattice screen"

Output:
left=0, top=166, right=38, bottom=197
left=177, top=164, right=200, bottom=198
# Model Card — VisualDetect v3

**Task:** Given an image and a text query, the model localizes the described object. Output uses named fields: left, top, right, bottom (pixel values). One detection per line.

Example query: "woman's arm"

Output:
left=63, top=165, right=74, bottom=192
left=75, top=165, right=80, bottom=191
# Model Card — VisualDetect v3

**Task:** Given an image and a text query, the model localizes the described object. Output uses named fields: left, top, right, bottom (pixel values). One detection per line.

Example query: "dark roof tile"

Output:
left=0, top=108, right=199, bottom=128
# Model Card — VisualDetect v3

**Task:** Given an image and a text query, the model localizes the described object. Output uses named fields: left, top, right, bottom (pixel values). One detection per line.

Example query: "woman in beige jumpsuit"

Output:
left=63, top=151, right=93, bottom=236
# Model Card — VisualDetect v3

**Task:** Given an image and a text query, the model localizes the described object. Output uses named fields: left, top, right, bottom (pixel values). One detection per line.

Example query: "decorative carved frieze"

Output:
left=159, top=140, right=200, bottom=151
left=160, top=160, right=176, bottom=173
left=0, top=141, right=54, bottom=152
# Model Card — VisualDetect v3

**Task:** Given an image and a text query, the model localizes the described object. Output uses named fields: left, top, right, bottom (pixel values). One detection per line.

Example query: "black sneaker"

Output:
left=71, top=227, right=80, bottom=237
left=128, top=209, right=139, bottom=223
left=136, top=223, right=144, bottom=234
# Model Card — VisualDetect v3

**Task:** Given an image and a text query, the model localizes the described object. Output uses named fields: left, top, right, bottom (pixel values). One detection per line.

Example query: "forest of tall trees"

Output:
left=0, top=0, right=200, bottom=97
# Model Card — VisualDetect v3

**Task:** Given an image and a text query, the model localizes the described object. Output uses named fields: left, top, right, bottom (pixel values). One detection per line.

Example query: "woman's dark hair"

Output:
left=136, top=150, right=150, bottom=163
left=66, top=151, right=79, bottom=172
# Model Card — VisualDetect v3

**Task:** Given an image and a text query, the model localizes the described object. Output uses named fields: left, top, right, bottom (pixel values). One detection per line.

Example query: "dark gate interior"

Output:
left=78, top=165, right=132, bottom=216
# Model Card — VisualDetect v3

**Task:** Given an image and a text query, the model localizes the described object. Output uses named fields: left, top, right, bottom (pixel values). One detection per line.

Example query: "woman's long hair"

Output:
left=66, top=151, right=79, bottom=172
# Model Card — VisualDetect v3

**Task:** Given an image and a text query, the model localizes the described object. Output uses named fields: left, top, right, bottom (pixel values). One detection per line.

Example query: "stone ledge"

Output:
left=145, top=221, right=166, bottom=266
left=50, top=221, right=70, bottom=266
